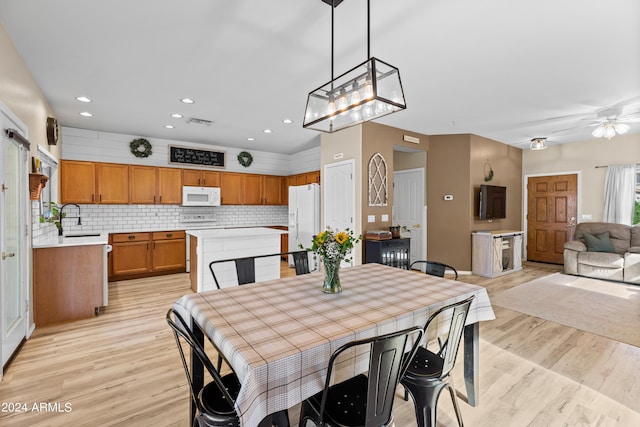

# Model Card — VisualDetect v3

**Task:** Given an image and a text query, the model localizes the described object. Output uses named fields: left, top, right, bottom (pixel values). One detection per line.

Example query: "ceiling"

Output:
left=1, top=0, right=639, bottom=155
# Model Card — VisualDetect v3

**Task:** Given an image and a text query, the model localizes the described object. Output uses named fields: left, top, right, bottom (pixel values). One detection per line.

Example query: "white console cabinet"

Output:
left=472, top=230, right=523, bottom=278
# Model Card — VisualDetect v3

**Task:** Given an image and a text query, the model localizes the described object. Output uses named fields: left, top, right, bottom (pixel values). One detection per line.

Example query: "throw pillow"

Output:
left=582, top=231, right=615, bottom=253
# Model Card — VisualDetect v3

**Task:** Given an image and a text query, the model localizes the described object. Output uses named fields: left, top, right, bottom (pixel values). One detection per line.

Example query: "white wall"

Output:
left=62, top=127, right=311, bottom=175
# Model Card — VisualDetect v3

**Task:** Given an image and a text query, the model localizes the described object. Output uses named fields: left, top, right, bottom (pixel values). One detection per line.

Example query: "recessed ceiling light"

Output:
left=164, top=125, right=175, bottom=129
left=263, top=129, right=272, bottom=134
left=76, top=96, right=91, bottom=103
left=171, top=113, right=183, bottom=118
left=283, top=119, right=293, bottom=124
left=79, top=111, right=93, bottom=117
left=247, top=137, right=255, bottom=141
left=180, top=98, right=195, bottom=104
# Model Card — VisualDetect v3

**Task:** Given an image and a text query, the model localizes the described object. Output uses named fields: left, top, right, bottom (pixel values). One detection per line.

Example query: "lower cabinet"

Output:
left=110, top=230, right=186, bottom=280
left=364, top=238, right=411, bottom=269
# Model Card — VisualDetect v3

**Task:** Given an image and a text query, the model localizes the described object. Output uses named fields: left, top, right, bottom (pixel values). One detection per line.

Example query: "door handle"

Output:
left=2, top=252, right=16, bottom=260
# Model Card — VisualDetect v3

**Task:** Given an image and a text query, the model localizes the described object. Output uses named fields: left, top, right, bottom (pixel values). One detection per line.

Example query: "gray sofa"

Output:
left=564, top=222, right=640, bottom=284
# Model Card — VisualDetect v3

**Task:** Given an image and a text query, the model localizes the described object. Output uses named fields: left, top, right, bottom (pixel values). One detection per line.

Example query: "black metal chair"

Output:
left=410, top=260, right=459, bottom=280
left=299, top=326, right=424, bottom=427
left=209, top=251, right=313, bottom=289
left=401, top=296, right=475, bottom=427
left=166, top=307, right=241, bottom=427
left=166, top=308, right=289, bottom=427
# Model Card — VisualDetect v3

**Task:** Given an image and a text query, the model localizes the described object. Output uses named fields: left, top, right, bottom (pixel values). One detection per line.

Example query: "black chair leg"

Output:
left=403, top=381, right=448, bottom=427
left=272, top=409, right=290, bottom=427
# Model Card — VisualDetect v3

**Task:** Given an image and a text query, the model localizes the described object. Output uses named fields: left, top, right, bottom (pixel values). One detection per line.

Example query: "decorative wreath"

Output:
left=130, top=138, right=153, bottom=158
left=483, top=160, right=494, bottom=182
left=237, top=151, right=253, bottom=167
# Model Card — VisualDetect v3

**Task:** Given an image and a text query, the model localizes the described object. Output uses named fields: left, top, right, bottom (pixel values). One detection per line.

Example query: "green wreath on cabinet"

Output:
left=130, top=138, right=153, bottom=158
left=237, top=151, right=253, bottom=167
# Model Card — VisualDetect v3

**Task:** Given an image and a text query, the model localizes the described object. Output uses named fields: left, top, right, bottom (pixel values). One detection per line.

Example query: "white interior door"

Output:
left=393, top=168, right=425, bottom=266
left=1, top=107, right=29, bottom=370
left=323, top=160, right=355, bottom=266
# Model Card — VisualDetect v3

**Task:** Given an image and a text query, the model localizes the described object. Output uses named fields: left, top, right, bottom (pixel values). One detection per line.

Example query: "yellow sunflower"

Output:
left=315, top=231, right=326, bottom=244
left=335, top=231, right=349, bottom=245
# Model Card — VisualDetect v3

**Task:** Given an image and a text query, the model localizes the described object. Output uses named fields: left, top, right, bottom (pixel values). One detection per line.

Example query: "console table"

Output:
left=365, top=238, right=410, bottom=269
left=472, top=230, right=523, bottom=278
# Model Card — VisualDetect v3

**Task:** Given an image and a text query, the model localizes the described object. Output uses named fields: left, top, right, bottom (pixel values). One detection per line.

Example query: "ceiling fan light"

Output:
left=614, top=123, right=630, bottom=134
left=603, top=125, right=616, bottom=139
left=592, top=124, right=606, bottom=138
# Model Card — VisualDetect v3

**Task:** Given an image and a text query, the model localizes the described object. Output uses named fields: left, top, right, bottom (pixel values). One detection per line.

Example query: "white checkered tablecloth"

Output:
left=175, top=263, right=495, bottom=427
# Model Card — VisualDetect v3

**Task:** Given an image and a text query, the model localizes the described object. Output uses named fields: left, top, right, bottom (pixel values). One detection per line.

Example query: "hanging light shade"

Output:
left=304, top=57, right=406, bottom=132
left=529, top=137, right=547, bottom=150
left=592, top=121, right=630, bottom=139
left=303, top=0, right=406, bottom=133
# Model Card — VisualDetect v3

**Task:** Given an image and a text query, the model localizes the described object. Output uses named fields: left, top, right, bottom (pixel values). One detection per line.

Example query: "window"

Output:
left=37, top=146, right=58, bottom=217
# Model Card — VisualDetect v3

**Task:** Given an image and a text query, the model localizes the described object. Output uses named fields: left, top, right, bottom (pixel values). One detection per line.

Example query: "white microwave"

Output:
left=182, top=186, right=221, bottom=206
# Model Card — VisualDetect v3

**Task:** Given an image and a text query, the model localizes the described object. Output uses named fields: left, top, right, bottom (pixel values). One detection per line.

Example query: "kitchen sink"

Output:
left=64, top=233, right=101, bottom=238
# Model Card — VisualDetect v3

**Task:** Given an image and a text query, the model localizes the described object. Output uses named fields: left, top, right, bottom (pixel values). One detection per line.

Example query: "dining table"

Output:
left=174, top=262, right=495, bottom=427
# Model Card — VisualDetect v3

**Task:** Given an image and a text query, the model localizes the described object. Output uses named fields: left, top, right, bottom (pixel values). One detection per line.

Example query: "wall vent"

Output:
left=188, top=117, right=213, bottom=126
left=403, top=135, right=420, bottom=144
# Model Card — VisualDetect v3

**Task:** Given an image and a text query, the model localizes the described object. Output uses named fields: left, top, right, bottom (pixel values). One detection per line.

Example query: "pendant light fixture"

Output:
left=529, top=137, right=548, bottom=150
left=303, top=0, right=407, bottom=133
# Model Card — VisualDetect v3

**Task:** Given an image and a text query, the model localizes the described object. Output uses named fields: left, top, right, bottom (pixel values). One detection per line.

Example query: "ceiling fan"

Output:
left=583, top=106, right=640, bottom=139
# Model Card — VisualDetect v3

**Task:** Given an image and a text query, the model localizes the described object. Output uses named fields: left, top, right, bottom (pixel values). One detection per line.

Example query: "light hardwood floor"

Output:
left=1, top=262, right=639, bottom=426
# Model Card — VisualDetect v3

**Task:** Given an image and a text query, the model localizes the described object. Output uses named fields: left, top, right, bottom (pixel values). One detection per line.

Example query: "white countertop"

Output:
left=33, top=233, right=109, bottom=249
left=187, top=227, right=287, bottom=238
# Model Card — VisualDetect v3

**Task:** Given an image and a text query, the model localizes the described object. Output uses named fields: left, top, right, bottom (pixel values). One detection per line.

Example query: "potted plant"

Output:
left=40, top=202, right=65, bottom=235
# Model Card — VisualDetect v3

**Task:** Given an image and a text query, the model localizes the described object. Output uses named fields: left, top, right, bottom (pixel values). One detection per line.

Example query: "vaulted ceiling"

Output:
left=1, top=0, right=639, bottom=154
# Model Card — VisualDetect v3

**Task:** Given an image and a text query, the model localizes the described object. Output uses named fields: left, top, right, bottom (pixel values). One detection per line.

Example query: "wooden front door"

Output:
left=527, top=174, right=578, bottom=264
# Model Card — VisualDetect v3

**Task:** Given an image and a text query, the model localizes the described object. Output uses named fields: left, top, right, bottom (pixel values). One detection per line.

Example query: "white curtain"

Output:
left=603, top=164, right=636, bottom=225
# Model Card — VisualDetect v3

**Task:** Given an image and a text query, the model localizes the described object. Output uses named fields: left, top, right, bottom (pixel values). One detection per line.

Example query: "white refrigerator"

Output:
left=288, top=183, right=321, bottom=269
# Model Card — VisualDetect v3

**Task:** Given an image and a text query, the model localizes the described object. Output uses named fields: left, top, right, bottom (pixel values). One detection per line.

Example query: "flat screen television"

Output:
left=479, top=185, right=506, bottom=220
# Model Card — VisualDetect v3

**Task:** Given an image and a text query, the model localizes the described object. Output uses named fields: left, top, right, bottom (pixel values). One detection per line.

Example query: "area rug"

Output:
left=491, top=273, right=640, bottom=347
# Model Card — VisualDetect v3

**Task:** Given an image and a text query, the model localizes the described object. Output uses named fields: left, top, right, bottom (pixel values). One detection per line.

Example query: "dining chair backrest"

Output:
left=289, top=250, right=311, bottom=275
left=165, top=308, right=236, bottom=411
left=209, top=250, right=313, bottom=289
left=423, top=295, right=474, bottom=378
left=317, top=326, right=423, bottom=426
left=410, top=260, right=459, bottom=280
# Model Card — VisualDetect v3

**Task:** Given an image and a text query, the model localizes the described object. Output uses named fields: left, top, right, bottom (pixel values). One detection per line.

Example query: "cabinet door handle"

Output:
left=166, top=233, right=173, bottom=238
left=153, top=195, right=156, bottom=203
left=200, top=179, right=203, bottom=186
left=128, top=235, right=135, bottom=240
left=100, top=194, right=102, bottom=202
left=159, top=195, right=162, bottom=202
left=92, top=194, right=95, bottom=202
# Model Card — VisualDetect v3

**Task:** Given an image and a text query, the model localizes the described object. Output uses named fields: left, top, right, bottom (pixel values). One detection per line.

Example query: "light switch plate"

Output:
left=381, top=214, right=389, bottom=222
left=367, top=215, right=375, bottom=223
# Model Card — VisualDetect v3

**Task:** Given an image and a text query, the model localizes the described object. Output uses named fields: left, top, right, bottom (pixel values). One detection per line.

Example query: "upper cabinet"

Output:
left=221, top=172, right=285, bottom=205
left=183, top=169, right=220, bottom=187
left=61, top=160, right=128, bottom=204
left=60, top=160, right=315, bottom=206
left=130, top=166, right=182, bottom=204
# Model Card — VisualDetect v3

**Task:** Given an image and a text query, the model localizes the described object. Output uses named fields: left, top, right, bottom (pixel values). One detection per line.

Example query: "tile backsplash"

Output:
left=32, top=203, right=288, bottom=237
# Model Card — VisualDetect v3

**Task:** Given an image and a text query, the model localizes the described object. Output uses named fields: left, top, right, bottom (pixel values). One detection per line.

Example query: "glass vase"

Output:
left=322, top=258, right=342, bottom=294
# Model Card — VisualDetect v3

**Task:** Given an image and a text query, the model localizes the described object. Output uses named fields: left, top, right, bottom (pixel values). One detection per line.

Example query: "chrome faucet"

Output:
left=58, top=203, right=81, bottom=236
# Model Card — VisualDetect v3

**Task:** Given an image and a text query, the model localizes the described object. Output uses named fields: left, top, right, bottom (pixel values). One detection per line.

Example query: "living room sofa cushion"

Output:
left=583, top=231, right=615, bottom=252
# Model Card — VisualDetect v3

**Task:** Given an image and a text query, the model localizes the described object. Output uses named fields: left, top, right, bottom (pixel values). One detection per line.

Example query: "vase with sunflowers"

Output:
left=306, top=227, right=361, bottom=293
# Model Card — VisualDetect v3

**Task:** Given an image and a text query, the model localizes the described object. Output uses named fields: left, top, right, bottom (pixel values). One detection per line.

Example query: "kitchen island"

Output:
left=187, top=227, right=287, bottom=292
left=32, top=233, right=109, bottom=326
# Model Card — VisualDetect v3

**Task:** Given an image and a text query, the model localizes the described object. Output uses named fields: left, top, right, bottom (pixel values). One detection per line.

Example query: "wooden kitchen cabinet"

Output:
left=263, top=175, right=284, bottom=205
left=110, top=231, right=186, bottom=280
left=183, top=169, right=220, bottom=187
left=96, top=162, right=129, bottom=203
left=60, top=160, right=97, bottom=203
left=130, top=166, right=182, bottom=204
left=152, top=231, right=186, bottom=272
left=111, top=232, right=152, bottom=277
left=157, top=167, right=182, bottom=204
left=306, top=170, right=320, bottom=184
left=61, top=160, right=129, bottom=204
left=220, top=172, right=243, bottom=205
left=242, top=174, right=264, bottom=205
